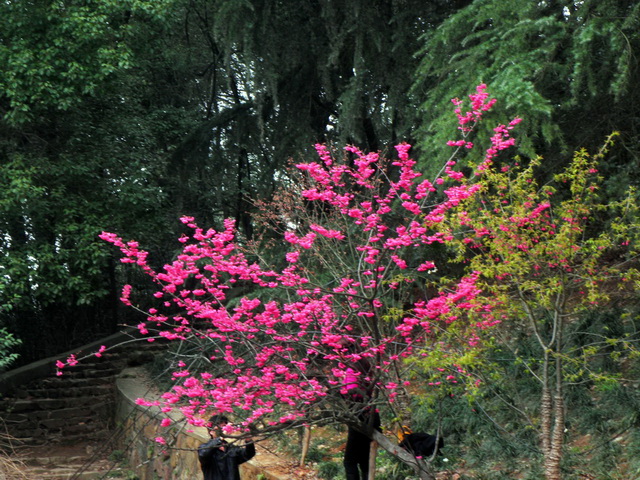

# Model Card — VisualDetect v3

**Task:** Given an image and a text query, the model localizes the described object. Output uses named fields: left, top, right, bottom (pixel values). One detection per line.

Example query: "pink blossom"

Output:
left=286, top=251, right=300, bottom=263
left=120, top=285, right=133, bottom=306
left=97, top=84, right=510, bottom=439
left=309, top=224, right=345, bottom=240
left=417, top=261, right=436, bottom=272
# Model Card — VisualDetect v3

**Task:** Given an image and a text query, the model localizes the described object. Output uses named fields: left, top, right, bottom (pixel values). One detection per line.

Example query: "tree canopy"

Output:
left=1, top=0, right=466, bottom=364
left=3, top=1, right=640, bottom=478
left=415, top=0, right=640, bottom=192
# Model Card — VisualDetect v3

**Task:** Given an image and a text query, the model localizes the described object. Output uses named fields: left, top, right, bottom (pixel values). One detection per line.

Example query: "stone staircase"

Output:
left=11, top=443, right=126, bottom=480
left=0, top=331, right=169, bottom=479
left=2, top=357, right=119, bottom=446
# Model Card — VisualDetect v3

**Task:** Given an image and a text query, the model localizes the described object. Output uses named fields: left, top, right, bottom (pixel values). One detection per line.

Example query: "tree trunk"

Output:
left=540, top=349, right=553, bottom=456
left=299, top=426, right=311, bottom=467
left=544, top=323, right=566, bottom=480
left=367, top=440, right=378, bottom=480
left=544, top=392, right=565, bottom=480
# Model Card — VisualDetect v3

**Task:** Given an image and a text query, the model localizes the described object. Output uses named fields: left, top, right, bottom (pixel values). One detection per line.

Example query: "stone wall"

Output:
left=115, top=407, right=204, bottom=479
left=115, top=369, right=210, bottom=480
left=0, top=352, right=120, bottom=446
left=115, top=368, right=285, bottom=480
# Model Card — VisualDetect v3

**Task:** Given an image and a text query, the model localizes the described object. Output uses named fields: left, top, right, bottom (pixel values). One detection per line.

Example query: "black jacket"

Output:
left=198, top=438, right=256, bottom=480
left=399, top=432, right=444, bottom=458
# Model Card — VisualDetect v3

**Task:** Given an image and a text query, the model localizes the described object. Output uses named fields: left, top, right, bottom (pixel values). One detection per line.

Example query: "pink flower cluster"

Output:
left=446, top=84, right=522, bottom=174
left=450, top=84, right=497, bottom=133
left=93, top=85, right=521, bottom=438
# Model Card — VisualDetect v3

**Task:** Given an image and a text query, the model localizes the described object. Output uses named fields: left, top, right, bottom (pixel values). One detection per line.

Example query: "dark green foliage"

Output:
left=0, top=1, right=188, bottom=363
left=2, top=0, right=468, bottom=365
left=0, top=0, right=175, bottom=124
left=407, top=306, right=640, bottom=479
left=317, top=461, right=342, bottom=480
left=305, top=440, right=332, bottom=463
left=375, top=448, right=416, bottom=480
left=415, top=0, right=640, bottom=193
left=0, top=328, right=21, bottom=371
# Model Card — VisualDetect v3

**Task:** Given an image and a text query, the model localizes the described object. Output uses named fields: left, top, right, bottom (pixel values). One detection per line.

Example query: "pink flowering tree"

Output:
left=76, top=85, right=521, bottom=479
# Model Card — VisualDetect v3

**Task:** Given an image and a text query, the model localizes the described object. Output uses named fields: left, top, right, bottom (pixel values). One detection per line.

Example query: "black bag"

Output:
left=399, top=432, right=444, bottom=458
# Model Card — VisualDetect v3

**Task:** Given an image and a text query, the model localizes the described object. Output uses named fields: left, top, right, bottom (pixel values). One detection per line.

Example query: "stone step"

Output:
left=4, top=417, right=111, bottom=436
left=11, top=430, right=111, bottom=447
left=19, top=467, right=104, bottom=480
left=17, top=460, right=125, bottom=479
left=2, top=407, right=114, bottom=430
left=15, top=442, right=124, bottom=479
left=48, top=367, right=121, bottom=380
left=19, top=383, right=114, bottom=399
left=4, top=394, right=113, bottom=411
left=6, top=374, right=118, bottom=400
left=23, top=454, right=89, bottom=466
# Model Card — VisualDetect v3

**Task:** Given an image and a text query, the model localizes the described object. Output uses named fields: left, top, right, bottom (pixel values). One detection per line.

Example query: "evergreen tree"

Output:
left=1, top=0, right=466, bottom=364
left=0, top=0, right=182, bottom=362
left=415, top=0, right=640, bottom=194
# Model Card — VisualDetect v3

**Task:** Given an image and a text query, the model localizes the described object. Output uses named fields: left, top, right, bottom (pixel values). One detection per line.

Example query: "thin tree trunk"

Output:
left=545, top=318, right=565, bottom=480
left=367, top=440, right=378, bottom=480
left=545, top=393, right=565, bottom=480
left=540, top=349, right=553, bottom=457
left=370, top=430, right=436, bottom=480
left=299, top=426, right=311, bottom=467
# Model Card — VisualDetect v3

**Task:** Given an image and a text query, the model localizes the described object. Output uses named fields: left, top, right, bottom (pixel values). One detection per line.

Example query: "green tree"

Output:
left=0, top=328, right=21, bottom=371
left=414, top=0, right=640, bottom=194
left=0, top=0, right=176, bottom=123
left=434, top=137, right=640, bottom=479
left=159, top=0, right=471, bottom=234
left=1, top=0, right=470, bottom=365
left=0, top=0, right=181, bottom=362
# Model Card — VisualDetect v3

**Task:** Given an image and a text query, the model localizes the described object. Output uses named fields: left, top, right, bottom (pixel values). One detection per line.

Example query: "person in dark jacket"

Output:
left=344, top=409, right=380, bottom=480
left=339, top=342, right=381, bottom=480
left=198, top=414, right=256, bottom=480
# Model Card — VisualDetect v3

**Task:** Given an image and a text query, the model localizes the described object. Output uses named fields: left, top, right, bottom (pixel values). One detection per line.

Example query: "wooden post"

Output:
left=299, top=426, right=311, bottom=467
left=367, top=440, right=378, bottom=480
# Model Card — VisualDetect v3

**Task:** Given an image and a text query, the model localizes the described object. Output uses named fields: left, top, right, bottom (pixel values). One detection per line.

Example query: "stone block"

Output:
left=35, top=398, right=68, bottom=410
left=39, top=417, right=72, bottom=429
left=2, top=399, right=34, bottom=413
left=1, top=412, right=29, bottom=424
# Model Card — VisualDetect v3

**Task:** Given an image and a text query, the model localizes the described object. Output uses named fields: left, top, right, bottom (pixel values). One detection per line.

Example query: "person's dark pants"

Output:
left=344, top=426, right=371, bottom=480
